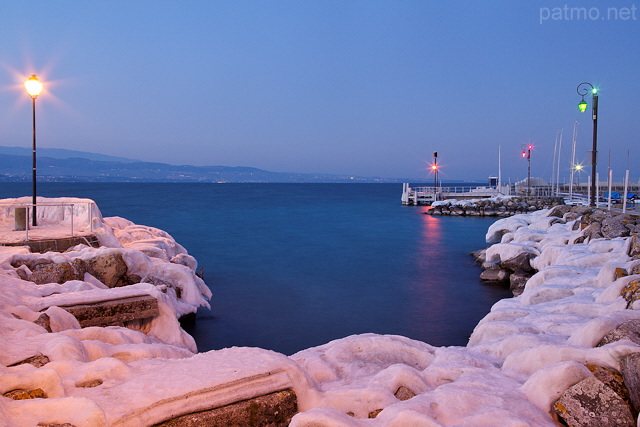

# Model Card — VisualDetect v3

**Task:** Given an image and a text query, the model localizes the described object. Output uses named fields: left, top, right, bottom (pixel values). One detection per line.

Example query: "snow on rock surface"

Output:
left=2, top=197, right=640, bottom=426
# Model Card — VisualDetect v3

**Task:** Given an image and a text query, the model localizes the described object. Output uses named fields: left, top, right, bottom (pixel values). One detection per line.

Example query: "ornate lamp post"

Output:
left=25, top=75, right=43, bottom=226
left=577, top=82, right=598, bottom=207
left=521, top=144, right=533, bottom=197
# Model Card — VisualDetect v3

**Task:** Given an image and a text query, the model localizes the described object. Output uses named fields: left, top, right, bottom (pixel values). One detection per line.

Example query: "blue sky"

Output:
left=0, top=1, right=638, bottom=181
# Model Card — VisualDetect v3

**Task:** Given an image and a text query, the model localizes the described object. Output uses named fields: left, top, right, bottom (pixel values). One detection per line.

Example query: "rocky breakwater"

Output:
left=427, top=196, right=564, bottom=217
left=465, top=204, right=640, bottom=426
left=475, top=204, right=640, bottom=296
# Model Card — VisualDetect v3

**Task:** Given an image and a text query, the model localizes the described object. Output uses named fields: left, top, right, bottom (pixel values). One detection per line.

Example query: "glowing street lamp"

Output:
left=432, top=152, right=439, bottom=201
left=521, top=144, right=533, bottom=197
left=576, top=82, right=599, bottom=207
left=578, top=98, right=588, bottom=113
left=25, top=74, right=43, bottom=226
left=432, top=152, right=438, bottom=186
left=574, top=163, right=583, bottom=185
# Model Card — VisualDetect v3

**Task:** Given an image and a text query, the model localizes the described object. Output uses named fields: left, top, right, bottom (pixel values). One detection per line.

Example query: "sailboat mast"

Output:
left=552, top=131, right=559, bottom=194
left=498, top=145, right=502, bottom=189
left=569, top=122, right=578, bottom=200
left=556, top=129, right=563, bottom=195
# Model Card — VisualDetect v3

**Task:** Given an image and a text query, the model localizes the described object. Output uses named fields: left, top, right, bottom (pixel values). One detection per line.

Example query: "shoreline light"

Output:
left=25, top=74, right=43, bottom=226
left=25, top=74, right=43, bottom=99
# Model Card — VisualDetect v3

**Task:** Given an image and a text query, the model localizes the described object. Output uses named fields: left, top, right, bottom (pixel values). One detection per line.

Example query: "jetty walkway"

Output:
left=401, top=183, right=503, bottom=205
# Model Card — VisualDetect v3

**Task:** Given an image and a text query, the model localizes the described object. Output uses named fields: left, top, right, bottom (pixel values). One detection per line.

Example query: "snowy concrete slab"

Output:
left=56, top=294, right=159, bottom=328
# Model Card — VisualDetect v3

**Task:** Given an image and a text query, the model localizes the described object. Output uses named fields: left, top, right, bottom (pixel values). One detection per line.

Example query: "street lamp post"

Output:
left=521, top=144, right=533, bottom=197
left=431, top=152, right=439, bottom=201
left=25, top=75, right=43, bottom=226
left=577, top=82, right=598, bottom=207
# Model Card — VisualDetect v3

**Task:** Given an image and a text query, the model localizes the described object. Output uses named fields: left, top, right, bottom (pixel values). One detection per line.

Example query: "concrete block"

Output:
left=155, top=389, right=297, bottom=426
left=59, top=295, right=159, bottom=328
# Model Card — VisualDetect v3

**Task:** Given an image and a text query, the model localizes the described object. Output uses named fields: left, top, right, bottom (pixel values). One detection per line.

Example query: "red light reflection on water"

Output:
left=407, top=207, right=450, bottom=342
left=420, top=208, right=443, bottom=245
left=416, top=209, right=445, bottom=272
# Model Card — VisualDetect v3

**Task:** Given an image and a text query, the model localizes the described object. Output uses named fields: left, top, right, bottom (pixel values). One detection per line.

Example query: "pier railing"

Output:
left=0, top=202, right=96, bottom=241
left=410, top=186, right=500, bottom=195
left=401, top=183, right=505, bottom=205
left=402, top=181, right=640, bottom=207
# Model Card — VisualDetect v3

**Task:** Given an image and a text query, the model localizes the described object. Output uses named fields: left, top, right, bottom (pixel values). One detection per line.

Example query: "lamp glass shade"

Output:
left=578, top=99, right=588, bottom=113
left=25, top=75, right=43, bottom=98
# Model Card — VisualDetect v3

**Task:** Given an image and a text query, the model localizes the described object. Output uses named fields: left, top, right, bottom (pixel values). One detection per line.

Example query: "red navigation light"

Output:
left=521, top=151, right=527, bottom=158
left=527, top=144, right=534, bottom=150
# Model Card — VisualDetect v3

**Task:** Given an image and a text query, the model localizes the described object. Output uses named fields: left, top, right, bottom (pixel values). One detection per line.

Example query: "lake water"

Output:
left=0, top=182, right=512, bottom=355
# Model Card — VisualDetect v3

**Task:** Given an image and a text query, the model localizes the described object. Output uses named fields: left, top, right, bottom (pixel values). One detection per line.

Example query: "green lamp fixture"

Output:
left=578, top=97, right=588, bottom=113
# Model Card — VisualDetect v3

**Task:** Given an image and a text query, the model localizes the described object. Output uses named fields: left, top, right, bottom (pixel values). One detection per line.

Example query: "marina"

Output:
left=402, top=180, right=640, bottom=208
left=401, top=181, right=507, bottom=205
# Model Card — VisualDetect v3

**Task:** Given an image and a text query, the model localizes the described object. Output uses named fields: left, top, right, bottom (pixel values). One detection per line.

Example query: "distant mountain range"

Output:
left=0, top=146, right=401, bottom=183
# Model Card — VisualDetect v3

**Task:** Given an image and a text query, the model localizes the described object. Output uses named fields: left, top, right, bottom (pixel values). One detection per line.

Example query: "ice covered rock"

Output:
left=34, top=313, right=51, bottom=332
left=485, top=242, right=539, bottom=265
left=548, top=205, right=571, bottom=218
left=84, top=251, right=131, bottom=288
left=570, top=205, right=592, bottom=216
left=501, top=251, right=534, bottom=273
left=11, top=258, right=79, bottom=285
left=8, top=354, right=51, bottom=368
left=154, top=389, right=298, bottom=427
left=586, top=364, right=635, bottom=415
left=620, top=352, right=640, bottom=413
left=471, top=248, right=487, bottom=264
left=628, top=234, right=640, bottom=259
left=9, top=251, right=142, bottom=289
left=598, top=319, right=640, bottom=346
left=3, top=388, right=47, bottom=400
left=564, top=211, right=580, bottom=223
left=553, top=376, right=634, bottom=426
left=582, top=222, right=603, bottom=241
left=509, top=270, right=531, bottom=296
left=601, top=218, right=630, bottom=239
left=486, top=215, right=532, bottom=243
left=480, top=268, right=510, bottom=283
left=394, top=385, right=416, bottom=401
left=620, top=279, right=640, bottom=309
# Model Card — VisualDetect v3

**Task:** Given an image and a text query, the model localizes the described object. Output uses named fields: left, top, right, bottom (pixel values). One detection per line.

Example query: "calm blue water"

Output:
left=0, top=183, right=511, bottom=355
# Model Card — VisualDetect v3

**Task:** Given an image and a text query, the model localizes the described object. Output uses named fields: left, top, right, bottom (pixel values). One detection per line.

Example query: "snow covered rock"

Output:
left=548, top=205, right=572, bottom=218
left=602, top=217, right=631, bottom=239
left=581, top=222, right=604, bottom=241
left=479, top=268, right=510, bottom=283
left=629, top=234, right=640, bottom=259
left=598, top=319, right=640, bottom=346
left=83, top=251, right=131, bottom=288
left=11, top=258, right=78, bottom=284
left=621, top=352, right=640, bottom=413
left=500, top=251, right=535, bottom=272
left=587, top=364, right=634, bottom=412
left=509, top=270, right=532, bottom=296
left=621, top=279, right=640, bottom=309
left=554, top=376, right=635, bottom=426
